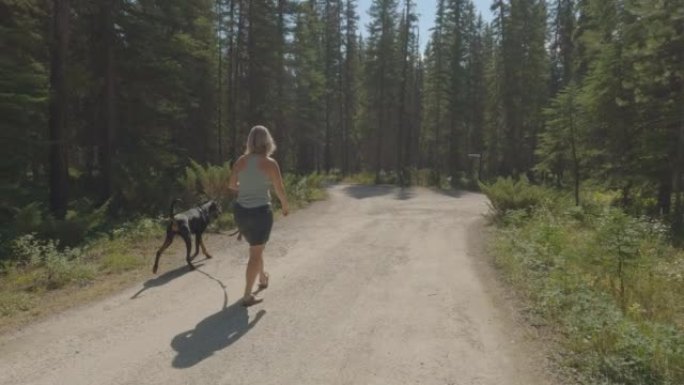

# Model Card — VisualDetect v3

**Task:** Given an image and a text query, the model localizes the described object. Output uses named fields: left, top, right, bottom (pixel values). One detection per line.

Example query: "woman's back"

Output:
left=236, top=155, right=271, bottom=208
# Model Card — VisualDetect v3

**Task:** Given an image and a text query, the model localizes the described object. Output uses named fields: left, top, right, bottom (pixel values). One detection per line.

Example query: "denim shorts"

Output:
left=233, top=203, right=273, bottom=246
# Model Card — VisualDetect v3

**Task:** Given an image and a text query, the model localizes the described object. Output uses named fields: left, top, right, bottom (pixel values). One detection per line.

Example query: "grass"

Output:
left=0, top=173, right=327, bottom=333
left=100, top=252, right=144, bottom=274
left=482, top=178, right=684, bottom=384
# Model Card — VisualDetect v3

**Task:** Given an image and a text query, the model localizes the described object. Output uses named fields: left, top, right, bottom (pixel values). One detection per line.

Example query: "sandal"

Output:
left=258, top=273, right=270, bottom=290
left=241, top=295, right=263, bottom=307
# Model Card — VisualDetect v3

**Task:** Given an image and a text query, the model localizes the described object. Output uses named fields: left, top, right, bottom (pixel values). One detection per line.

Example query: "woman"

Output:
left=229, top=125, right=290, bottom=307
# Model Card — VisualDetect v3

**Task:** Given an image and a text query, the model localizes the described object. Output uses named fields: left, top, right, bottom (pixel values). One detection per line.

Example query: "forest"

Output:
left=1, top=0, right=683, bottom=246
left=2, top=1, right=684, bottom=382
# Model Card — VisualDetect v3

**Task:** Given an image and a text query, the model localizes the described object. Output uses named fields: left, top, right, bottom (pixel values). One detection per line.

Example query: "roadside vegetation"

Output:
left=0, top=162, right=327, bottom=330
left=481, top=178, right=684, bottom=385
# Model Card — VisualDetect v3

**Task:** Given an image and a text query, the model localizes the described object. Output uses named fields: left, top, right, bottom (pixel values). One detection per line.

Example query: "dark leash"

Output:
left=225, top=228, right=243, bottom=241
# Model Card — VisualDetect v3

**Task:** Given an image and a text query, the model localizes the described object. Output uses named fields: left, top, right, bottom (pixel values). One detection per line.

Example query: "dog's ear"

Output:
left=197, top=191, right=210, bottom=202
left=208, top=199, right=221, bottom=211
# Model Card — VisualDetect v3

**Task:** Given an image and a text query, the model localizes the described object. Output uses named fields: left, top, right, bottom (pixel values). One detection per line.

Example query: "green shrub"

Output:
left=179, top=160, right=232, bottom=206
left=343, top=172, right=376, bottom=185
left=8, top=234, right=96, bottom=290
left=448, top=171, right=469, bottom=189
left=213, top=212, right=235, bottom=231
left=428, top=169, right=441, bottom=187
left=342, top=170, right=405, bottom=185
left=283, top=173, right=326, bottom=207
left=480, top=177, right=554, bottom=218
left=14, top=203, right=42, bottom=235
left=42, top=252, right=96, bottom=289
left=109, top=217, right=162, bottom=243
left=8, top=200, right=110, bottom=248
left=48, top=203, right=110, bottom=247
left=492, top=197, right=684, bottom=384
left=406, top=168, right=430, bottom=186
left=10, top=233, right=55, bottom=266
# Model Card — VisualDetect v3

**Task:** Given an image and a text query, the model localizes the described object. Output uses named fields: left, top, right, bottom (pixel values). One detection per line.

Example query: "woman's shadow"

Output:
left=170, top=298, right=266, bottom=368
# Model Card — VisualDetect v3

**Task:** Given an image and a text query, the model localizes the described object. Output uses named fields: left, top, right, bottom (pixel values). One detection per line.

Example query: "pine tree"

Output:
left=0, top=0, right=48, bottom=204
left=537, top=84, right=584, bottom=203
left=550, top=0, right=576, bottom=91
left=48, top=0, right=71, bottom=219
left=624, top=0, right=684, bottom=231
left=366, top=0, right=399, bottom=182
left=96, top=0, right=119, bottom=201
left=341, top=0, right=360, bottom=175
left=322, top=0, right=344, bottom=172
left=423, top=0, right=449, bottom=183
left=292, top=1, right=325, bottom=172
left=395, top=0, right=417, bottom=184
left=246, top=0, right=280, bottom=126
left=465, top=13, right=487, bottom=181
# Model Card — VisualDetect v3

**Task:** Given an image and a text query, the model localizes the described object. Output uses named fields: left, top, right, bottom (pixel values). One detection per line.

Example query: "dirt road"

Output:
left=0, top=185, right=554, bottom=385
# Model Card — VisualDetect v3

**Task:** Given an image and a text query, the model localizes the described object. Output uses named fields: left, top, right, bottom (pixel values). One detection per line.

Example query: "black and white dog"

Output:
left=153, top=199, right=221, bottom=274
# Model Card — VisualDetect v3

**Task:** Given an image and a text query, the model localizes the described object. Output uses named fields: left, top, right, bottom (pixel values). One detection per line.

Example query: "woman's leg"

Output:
left=259, top=257, right=268, bottom=286
left=244, top=245, right=265, bottom=300
left=258, top=208, right=273, bottom=287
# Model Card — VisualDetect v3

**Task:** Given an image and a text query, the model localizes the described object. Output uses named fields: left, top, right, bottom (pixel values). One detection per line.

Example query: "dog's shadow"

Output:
left=170, top=300, right=266, bottom=368
left=130, top=262, right=206, bottom=299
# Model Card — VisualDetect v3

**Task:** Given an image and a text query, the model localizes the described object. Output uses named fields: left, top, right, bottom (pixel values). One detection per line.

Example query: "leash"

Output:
left=225, top=228, right=243, bottom=241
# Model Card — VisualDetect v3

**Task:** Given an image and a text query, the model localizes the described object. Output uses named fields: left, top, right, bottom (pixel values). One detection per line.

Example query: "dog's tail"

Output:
left=169, top=199, right=182, bottom=220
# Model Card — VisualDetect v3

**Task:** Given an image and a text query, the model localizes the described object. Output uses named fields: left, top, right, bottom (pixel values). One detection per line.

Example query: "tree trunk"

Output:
left=323, top=0, right=336, bottom=173
left=230, top=0, right=245, bottom=161
left=569, top=90, right=580, bottom=206
left=396, top=0, right=411, bottom=186
left=274, top=0, right=287, bottom=169
left=375, top=89, right=384, bottom=184
left=99, top=0, right=116, bottom=203
left=336, top=0, right=344, bottom=175
left=225, top=0, right=235, bottom=162
left=672, top=104, right=684, bottom=234
left=409, top=44, right=422, bottom=171
left=48, top=0, right=70, bottom=219
left=658, top=172, right=672, bottom=216
left=216, top=0, right=224, bottom=163
left=342, top=0, right=356, bottom=176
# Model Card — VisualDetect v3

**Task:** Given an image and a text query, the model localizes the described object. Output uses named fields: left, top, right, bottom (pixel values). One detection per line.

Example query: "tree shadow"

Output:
left=343, top=184, right=395, bottom=199
left=130, top=262, right=205, bottom=299
left=429, top=187, right=465, bottom=198
left=170, top=300, right=266, bottom=368
left=395, top=188, right=416, bottom=200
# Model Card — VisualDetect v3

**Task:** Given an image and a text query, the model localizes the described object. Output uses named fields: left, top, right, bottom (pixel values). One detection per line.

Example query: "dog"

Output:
left=153, top=199, right=222, bottom=274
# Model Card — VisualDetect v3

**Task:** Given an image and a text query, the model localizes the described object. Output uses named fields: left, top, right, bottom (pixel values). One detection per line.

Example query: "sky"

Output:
left=357, top=0, right=494, bottom=51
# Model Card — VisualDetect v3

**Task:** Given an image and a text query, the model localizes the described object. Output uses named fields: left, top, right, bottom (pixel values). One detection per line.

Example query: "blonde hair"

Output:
left=245, top=125, right=276, bottom=156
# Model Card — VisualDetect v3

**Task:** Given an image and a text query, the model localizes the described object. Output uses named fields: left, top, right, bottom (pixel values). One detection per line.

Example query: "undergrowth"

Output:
left=482, top=178, right=684, bottom=384
left=0, top=170, right=327, bottom=324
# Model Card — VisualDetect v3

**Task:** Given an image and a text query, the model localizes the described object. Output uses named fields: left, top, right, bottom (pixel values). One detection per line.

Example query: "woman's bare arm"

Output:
left=229, top=156, right=245, bottom=191
left=268, top=159, right=289, bottom=215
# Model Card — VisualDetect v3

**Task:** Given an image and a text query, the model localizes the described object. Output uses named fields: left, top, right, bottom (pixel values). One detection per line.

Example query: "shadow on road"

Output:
left=130, top=263, right=204, bottom=299
left=395, top=188, right=415, bottom=200
left=343, top=184, right=461, bottom=201
left=429, top=188, right=465, bottom=198
left=170, top=300, right=266, bottom=368
left=343, top=184, right=395, bottom=199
